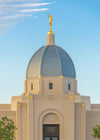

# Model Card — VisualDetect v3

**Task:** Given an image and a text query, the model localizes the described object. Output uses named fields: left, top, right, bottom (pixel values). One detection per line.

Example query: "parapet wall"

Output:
left=91, top=104, right=100, bottom=110
left=86, top=111, right=100, bottom=140
left=0, top=104, right=11, bottom=110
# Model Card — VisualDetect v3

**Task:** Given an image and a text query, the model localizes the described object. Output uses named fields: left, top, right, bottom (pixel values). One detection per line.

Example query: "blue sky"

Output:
left=0, top=0, right=100, bottom=103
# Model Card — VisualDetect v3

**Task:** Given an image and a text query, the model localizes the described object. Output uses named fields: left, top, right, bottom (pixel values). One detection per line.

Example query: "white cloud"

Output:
left=0, top=12, right=4, bottom=14
left=20, top=8, right=48, bottom=13
left=0, top=2, right=54, bottom=8
left=1, top=14, right=32, bottom=20
left=0, top=0, right=55, bottom=36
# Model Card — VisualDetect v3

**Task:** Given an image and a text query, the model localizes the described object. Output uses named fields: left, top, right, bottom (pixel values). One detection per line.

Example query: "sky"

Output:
left=0, top=0, right=100, bottom=103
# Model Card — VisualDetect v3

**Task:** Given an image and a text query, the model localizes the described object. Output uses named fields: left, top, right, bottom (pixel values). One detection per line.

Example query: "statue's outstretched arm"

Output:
left=46, top=13, right=49, bottom=18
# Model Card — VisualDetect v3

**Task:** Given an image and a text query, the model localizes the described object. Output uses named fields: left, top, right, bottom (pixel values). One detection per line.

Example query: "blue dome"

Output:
left=26, top=45, right=76, bottom=78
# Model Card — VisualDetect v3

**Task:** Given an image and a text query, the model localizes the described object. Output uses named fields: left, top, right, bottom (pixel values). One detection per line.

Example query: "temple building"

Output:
left=0, top=15, right=100, bottom=140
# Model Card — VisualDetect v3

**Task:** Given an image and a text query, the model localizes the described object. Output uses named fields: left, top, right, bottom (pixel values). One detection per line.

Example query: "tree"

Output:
left=0, top=116, right=17, bottom=140
left=92, top=125, right=100, bottom=139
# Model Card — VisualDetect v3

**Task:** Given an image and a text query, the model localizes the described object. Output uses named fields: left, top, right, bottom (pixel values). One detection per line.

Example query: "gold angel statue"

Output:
left=47, top=13, right=54, bottom=32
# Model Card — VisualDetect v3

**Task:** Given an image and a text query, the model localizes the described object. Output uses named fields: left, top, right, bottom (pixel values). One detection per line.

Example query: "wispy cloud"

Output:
left=20, top=8, right=48, bottom=13
left=1, top=14, right=32, bottom=20
left=0, top=2, right=55, bottom=8
left=0, top=0, right=55, bottom=36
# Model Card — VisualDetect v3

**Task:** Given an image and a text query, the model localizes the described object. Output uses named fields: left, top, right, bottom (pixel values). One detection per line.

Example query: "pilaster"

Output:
left=16, top=102, right=22, bottom=140
left=27, top=94, right=34, bottom=140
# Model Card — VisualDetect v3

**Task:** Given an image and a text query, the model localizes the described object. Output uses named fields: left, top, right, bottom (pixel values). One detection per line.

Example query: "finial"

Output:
left=47, top=13, right=54, bottom=34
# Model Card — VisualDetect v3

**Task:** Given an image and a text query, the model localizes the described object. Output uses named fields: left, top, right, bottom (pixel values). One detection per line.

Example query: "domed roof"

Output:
left=26, top=45, right=76, bottom=79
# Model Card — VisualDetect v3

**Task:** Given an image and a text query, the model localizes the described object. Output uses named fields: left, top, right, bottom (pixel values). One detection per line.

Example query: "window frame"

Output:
left=43, top=124, right=59, bottom=140
left=49, top=83, right=53, bottom=90
left=31, top=83, right=34, bottom=90
left=68, top=84, right=71, bottom=91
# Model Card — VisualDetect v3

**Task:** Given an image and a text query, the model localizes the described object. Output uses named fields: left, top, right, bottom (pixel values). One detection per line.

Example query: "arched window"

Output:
left=31, top=84, right=34, bottom=90
left=68, top=84, right=71, bottom=90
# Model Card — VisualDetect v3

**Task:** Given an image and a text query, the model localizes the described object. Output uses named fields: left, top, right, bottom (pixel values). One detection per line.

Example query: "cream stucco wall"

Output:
left=75, top=103, right=86, bottom=140
left=0, top=76, right=100, bottom=140
left=0, top=92, right=100, bottom=140
left=86, top=110, right=100, bottom=140
left=25, top=76, right=77, bottom=95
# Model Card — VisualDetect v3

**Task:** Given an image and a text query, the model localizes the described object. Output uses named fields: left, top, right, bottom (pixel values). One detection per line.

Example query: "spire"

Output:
left=46, top=13, right=55, bottom=45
